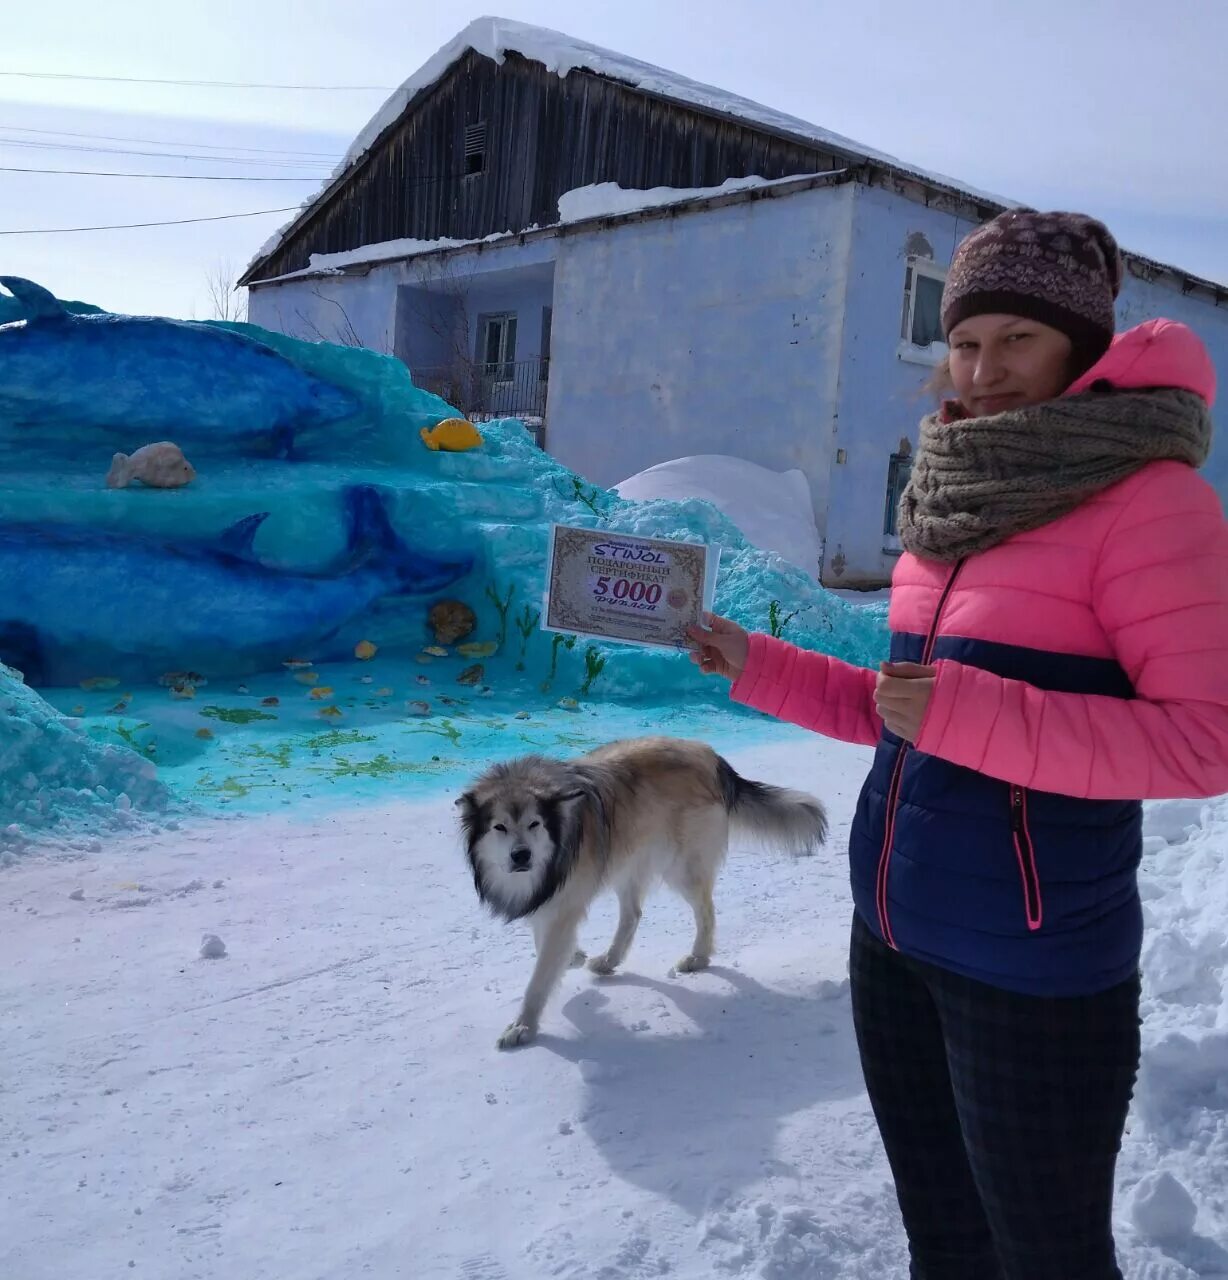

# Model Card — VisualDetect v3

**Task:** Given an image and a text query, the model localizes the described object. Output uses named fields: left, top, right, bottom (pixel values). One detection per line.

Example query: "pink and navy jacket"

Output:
left=732, top=320, right=1228, bottom=996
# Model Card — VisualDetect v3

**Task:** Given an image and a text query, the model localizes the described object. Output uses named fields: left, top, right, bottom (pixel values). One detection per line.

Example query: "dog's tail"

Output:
left=717, top=756, right=828, bottom=854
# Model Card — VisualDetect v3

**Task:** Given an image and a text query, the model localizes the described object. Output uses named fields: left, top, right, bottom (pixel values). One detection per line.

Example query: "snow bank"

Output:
left=0, top=663, right=169, bottom=858
left=614, top=453, right=824, bottom=579
left=1113, top=794, right=1228, bottom=1267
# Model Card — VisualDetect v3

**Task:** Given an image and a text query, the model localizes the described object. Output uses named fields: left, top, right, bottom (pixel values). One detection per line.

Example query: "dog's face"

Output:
left=458, top=764, right=588, bottom=921
left=468, top=796, right=557, bottom=909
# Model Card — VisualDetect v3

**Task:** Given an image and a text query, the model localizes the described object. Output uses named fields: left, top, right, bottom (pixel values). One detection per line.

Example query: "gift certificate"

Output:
left=543, top=524, right=718, bottom=650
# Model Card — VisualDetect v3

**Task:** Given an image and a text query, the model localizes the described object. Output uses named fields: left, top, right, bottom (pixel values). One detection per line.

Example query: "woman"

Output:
left=690, top=210, right=1228, bottom=1279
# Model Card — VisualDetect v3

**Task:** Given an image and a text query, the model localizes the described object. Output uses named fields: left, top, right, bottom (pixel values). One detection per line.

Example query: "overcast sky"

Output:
left=3, top=0, right=1225, bottom=318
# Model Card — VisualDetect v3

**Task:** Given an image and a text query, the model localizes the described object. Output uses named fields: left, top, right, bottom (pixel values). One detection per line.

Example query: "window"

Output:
left=464, top=122, right=486, bottom=176
left=539, top=307, right=552, bottom=382
left=479, top=313, right=517, bottom=381
left=899, top=257, right=947, bottom=364
left=883, top=449, right=913, bottom=547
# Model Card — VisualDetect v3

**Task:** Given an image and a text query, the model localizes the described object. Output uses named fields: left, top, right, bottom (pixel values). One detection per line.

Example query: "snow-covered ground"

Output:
left=5, top=728, right=1227, bottom=1279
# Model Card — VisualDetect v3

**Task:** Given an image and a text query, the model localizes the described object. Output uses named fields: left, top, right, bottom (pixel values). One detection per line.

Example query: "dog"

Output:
left=457, top=736, right=827, bottom=1049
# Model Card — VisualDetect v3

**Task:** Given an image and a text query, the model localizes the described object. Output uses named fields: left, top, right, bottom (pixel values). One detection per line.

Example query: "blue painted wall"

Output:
left=824, top=185, right=978, bottom=585
left=250, top=271, right=400, bottom=353
left=547, top=184, right=855, bottom=548
left=250, top=183, right=1228, bottom=588
left=248, top=239, right=560, bottom=371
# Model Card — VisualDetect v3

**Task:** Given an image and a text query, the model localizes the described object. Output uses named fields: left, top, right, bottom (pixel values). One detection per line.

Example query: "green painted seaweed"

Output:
left=579, top=646, right=606, bottom=696
left=485, top=581, right=515, bottom=652
left=110, top=719, right=152, bottom=751
left=304, top=728, right=377, bottom=750
left=200, top=705, right=278, bottom=725
left=403, top=716, right=464, bottom=748
left=555, top=475, right=604, bottom=517
left=542, top=632, right=576, bottom=691
left=240, top=742, right=295, bottom=769
left=515, top=603, right=540, bottom=671
left=768, top=600, right=797, bottom=639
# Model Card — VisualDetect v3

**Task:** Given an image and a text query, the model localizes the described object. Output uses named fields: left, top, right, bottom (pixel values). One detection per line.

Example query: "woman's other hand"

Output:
left=875, top=662, right=937, bottom=741
left=687, top=613, right=749, bottom=681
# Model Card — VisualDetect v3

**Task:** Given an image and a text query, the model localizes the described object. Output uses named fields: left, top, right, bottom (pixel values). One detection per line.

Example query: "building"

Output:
left=241, top=17, right=1228, bottom=587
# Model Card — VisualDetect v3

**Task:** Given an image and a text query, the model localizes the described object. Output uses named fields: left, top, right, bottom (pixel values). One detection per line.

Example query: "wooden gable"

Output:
left=242, top=49, right=845, bottom=283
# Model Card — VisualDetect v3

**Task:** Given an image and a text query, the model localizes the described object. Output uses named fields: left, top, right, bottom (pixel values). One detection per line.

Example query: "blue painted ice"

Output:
left=0, top=281, right=888, bottom=849
left=0, top=661, right=168, bottom=860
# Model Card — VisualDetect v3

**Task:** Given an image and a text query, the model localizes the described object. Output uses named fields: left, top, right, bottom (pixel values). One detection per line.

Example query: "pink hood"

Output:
left=1067, top=318, right=1217, bottom=405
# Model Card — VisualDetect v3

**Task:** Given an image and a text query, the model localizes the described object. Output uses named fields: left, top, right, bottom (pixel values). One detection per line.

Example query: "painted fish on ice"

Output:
left=0, top=485, right=473, bottom=686
left=0, top=277, right=359, bottom=457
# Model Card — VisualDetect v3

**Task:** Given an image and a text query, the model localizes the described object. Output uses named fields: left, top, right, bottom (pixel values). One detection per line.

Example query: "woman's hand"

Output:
left=874, top=662, right=937, bottom=742
left=687, top=613, right=749, bottom=681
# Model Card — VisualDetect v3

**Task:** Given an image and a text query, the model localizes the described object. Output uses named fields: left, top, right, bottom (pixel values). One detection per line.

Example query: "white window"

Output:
left=899, top=257, right=947, bottom=365
left=479, top=312, right=517, bottom=381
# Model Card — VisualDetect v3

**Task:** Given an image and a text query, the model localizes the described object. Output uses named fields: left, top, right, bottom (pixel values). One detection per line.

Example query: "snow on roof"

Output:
left=557, top=172, right=837, bottom=223
left=254, top=230, right=527, bottom=283
left=250, top=174, right=844, bottom=283
left=246, top=15, right=1009, bottom=275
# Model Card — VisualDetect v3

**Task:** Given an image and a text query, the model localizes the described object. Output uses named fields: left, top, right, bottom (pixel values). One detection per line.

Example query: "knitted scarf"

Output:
left=897, top=388, right=1212, bottom=562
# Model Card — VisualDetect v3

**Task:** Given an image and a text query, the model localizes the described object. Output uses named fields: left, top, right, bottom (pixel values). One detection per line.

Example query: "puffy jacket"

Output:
left=732, top=320, right=1228, bottom=996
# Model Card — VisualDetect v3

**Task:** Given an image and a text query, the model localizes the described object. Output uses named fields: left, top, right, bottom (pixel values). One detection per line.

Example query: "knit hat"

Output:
left=941, top=210, right=1124, bottom=371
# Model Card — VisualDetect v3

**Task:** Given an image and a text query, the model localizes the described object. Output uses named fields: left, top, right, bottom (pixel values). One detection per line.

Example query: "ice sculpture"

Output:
left=0, top=661, right=168, bottom=856
left=0, top=277, right=888, bottom=843
left=0, top=277, right=359, bottom=457
left=0, top=485, right=473, bottom=686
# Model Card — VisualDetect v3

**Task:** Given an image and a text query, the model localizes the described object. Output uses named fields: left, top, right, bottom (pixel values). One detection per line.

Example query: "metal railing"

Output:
left=416, top=357, right=549, bottom=424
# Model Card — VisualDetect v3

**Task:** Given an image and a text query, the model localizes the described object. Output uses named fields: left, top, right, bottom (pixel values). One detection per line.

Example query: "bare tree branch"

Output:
left=204, top=259, right=248, bottom=322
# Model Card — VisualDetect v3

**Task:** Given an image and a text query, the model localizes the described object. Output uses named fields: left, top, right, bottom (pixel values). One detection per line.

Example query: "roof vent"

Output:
left=464, top=122, right=486, bottom=175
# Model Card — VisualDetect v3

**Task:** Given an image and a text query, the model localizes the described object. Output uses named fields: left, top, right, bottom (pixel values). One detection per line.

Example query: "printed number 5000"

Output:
left=594, top=576, right=663, bottom=604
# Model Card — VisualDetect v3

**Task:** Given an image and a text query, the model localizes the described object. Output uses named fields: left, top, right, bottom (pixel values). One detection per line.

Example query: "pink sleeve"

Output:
left=729, top=632, right=882, bottom=746
left=916, top=468, right=1228, bottom=800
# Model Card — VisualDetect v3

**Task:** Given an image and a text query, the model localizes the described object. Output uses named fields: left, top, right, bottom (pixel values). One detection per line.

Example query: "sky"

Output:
left=2, top=0, right=1225, bottom=319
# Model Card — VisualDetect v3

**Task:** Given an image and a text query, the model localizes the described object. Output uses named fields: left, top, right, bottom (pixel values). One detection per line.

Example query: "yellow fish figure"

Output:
left=419, top=418, right=483, bottom=452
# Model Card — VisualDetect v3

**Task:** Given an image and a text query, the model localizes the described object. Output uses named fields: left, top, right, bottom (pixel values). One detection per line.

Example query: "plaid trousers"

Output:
left=849, top=912, right=1141, bottom=1280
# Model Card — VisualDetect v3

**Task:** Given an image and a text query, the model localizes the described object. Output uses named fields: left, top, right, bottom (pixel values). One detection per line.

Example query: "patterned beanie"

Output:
left=941, top=209, right=1124, bottom=370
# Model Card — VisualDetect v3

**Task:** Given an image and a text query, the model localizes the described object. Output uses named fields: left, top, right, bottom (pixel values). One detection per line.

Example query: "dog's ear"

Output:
left=555, top=789, right=586, bottom=805
left=455, top=790, right=484, bottom=840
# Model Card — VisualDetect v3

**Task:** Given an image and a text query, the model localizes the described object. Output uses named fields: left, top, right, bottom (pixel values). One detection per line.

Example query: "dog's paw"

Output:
left=496, top=1021, right=536, bottom=1050
left=569, top=948, right=588, bottom=969
left=675, top=953, right=710, bottom=974
left=587, top=953, right=618, bottom=976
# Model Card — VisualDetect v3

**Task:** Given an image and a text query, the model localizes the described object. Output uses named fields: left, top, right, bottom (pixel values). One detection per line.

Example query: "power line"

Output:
left=0, top=164, right=325, bottom=181
left=0, top=122, right=340, bottom=158
left=0, top=69, right=394, bottom=90
left=0, top=136, right=334, bottom=167
left=0, top=206, right=302, bottom=235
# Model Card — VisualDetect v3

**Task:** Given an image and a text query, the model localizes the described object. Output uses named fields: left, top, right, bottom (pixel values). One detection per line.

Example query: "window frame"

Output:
left=463, top=122, right=487, bottom=177
left=477, top=312, right=517, bottom=382
left=898, top=256, right=948, bottom=367
left=882, top=449, right=914, bottom=552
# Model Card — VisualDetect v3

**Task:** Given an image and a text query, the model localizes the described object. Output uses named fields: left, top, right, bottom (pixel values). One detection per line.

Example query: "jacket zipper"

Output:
left=1010, top=785, right=1044, bottom=931
left=875, top=559, right=964, bottom=948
